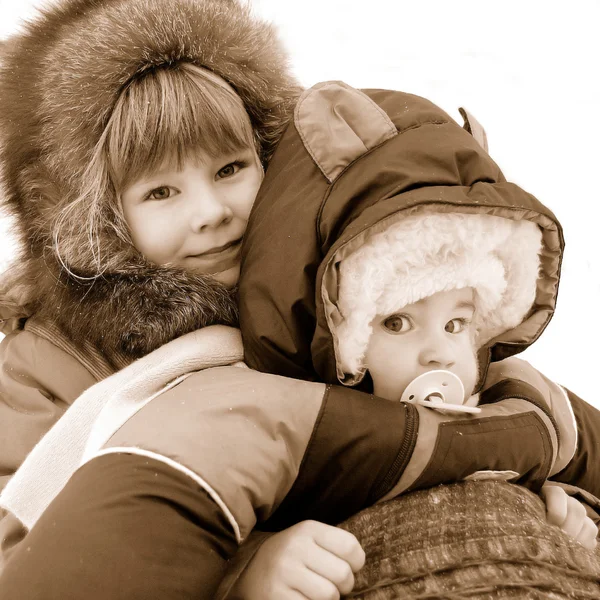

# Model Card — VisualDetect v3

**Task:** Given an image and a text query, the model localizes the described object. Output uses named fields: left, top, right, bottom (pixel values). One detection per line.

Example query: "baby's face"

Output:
left=364, top=288, right=479, bottom=402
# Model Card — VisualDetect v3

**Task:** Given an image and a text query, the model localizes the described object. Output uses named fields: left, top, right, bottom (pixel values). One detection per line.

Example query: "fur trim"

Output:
left=336, top=213, right=543, bottom=376
left=0, top=0, right=300, bottom=360
left=1, top=0, right=299, bottom=210
left=40, top=261, right=239, bottom=364
left=1, top=251, right=239, bottom=365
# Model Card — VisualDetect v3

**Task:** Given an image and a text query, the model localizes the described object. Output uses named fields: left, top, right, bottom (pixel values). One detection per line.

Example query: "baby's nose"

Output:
left=418, top=340, right=456, bottom=369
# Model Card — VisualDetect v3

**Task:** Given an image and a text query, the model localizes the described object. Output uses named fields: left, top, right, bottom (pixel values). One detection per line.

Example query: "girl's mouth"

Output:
left=194, top=238, right=242, bottom=257
left=185, top=239, right=243, bottom=274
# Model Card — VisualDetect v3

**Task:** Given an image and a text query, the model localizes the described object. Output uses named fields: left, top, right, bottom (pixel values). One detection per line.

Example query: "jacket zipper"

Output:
left=368, top=403, right=419, bottom=503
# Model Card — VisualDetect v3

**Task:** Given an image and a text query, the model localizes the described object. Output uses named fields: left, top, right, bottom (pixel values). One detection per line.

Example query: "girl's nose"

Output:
left=418, top=335, right=456, bottom=369
left=190, top=191, right=233, bottom=232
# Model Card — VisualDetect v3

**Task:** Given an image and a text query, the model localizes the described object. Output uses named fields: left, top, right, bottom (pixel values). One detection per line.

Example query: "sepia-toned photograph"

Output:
left=1, top=0, right=599, bottom=597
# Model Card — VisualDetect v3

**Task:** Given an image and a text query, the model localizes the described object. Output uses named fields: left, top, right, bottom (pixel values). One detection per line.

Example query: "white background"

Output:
left=1, top=0, right=599, bottom=404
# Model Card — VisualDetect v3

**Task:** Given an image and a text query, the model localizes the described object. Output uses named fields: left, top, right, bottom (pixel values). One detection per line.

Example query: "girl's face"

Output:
left=121, top=147, right=263, bottom=287
left=364, top=287, right=479, bottom=402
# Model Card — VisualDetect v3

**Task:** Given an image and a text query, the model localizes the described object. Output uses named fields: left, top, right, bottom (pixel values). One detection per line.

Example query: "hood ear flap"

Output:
left=459, top=107, right=489, bottom=152
left=294, top=81, right=397, bottom=183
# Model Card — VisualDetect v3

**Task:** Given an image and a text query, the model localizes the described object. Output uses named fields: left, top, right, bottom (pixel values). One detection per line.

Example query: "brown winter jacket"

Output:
left=239, top=82, right=600, bottom=510
left=231, top=80, right=600, bottom=596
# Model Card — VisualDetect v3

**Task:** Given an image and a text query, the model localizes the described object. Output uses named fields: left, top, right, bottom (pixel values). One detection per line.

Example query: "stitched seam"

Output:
left=483, top=391, right=560, bottom=444
left=25, top=318, right=113, bottom=381
left=558, top=384, right=578, bottom=464
left=284, top=384, right=330, bottom=495
left=89, top=447, right=243, bottom=543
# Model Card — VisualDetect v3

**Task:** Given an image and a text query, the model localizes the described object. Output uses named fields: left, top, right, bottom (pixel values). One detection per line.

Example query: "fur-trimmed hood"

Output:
left=0, top=0, right=300, bottom=364
left=335, top=211, right=543, bottom=380
left=239, top=81, right=564, bottom=390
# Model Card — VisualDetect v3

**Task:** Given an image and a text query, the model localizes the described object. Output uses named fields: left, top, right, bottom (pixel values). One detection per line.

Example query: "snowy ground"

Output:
left=1, top=0, right=599, bottom=404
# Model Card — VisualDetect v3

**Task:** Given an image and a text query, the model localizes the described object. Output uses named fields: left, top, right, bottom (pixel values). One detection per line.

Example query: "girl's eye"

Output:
left=382, top=315, right=411, bottom=333
left=147, top=186, right=174, bottom=201
left=445, top=318, right=469, bottom=334
left=217, top=162, right=241, bottom=179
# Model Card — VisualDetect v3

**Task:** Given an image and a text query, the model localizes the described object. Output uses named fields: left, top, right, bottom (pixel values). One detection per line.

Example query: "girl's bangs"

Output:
left=106, top=64, right=257, bottom=189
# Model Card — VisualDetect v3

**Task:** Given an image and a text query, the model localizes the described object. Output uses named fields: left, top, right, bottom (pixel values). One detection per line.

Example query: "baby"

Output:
left=334, top=210, right=597, bottom=547
left=336, top=210, right=535, bottom=410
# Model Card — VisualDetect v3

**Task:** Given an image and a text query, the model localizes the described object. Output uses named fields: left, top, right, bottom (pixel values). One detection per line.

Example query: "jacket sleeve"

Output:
left=0, top=328, right=96, bottom=491
left=0, top=363, right=563, bottom=592
left=0, top=453, right=238, bottom=600
left=549, top=388, right=600, bottom=505
left=214, top=530, right=274, bottom=600
left=483, top=357, right=600, bottom=509
left=79, top=364, right=561, bottom=541
left=262, top=380, right=559, bottom=530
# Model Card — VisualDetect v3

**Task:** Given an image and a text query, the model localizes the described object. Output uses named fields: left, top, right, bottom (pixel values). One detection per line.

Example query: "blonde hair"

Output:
left=52, top=63, right=259, bottom=278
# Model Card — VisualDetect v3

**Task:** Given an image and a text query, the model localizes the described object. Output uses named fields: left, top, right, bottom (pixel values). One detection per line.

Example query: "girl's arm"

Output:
left=0, top=365, right=562, bottom=598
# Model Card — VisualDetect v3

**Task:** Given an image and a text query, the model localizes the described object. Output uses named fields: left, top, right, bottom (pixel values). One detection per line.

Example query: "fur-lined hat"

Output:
left=0, top=0, right=300, bottom=364
left=336, top=212, right=543, bottom=377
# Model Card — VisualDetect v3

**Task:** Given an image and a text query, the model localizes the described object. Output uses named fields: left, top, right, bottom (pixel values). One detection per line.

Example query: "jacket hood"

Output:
left=0, top=0, right=300, bottom=363
left=239, top=81, right=564, bottom=389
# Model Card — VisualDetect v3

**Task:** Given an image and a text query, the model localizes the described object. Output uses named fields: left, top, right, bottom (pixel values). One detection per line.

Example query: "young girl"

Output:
left=0, top=0, right=299, bottom=490
left=0, top=0, right=336, bottom=594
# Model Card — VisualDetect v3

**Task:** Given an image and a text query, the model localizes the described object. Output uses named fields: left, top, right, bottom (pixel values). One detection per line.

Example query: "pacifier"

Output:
left=400, top=370, right=481, bottom=414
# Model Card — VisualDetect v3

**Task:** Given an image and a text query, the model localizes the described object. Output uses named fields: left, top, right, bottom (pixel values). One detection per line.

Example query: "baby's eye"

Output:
left=217, top=162, right=242, bottom=179
left=382, top=314, right=411, bottom=333
left=147, top=186, right=174, bottom=201
left=445, top=318, right=469, bottom=334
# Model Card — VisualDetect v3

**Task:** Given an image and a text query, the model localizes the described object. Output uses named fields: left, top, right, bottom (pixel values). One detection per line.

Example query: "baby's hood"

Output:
left=239, top=81, right=563, bottom=389
left=0, top=0, right=300, bottom=362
